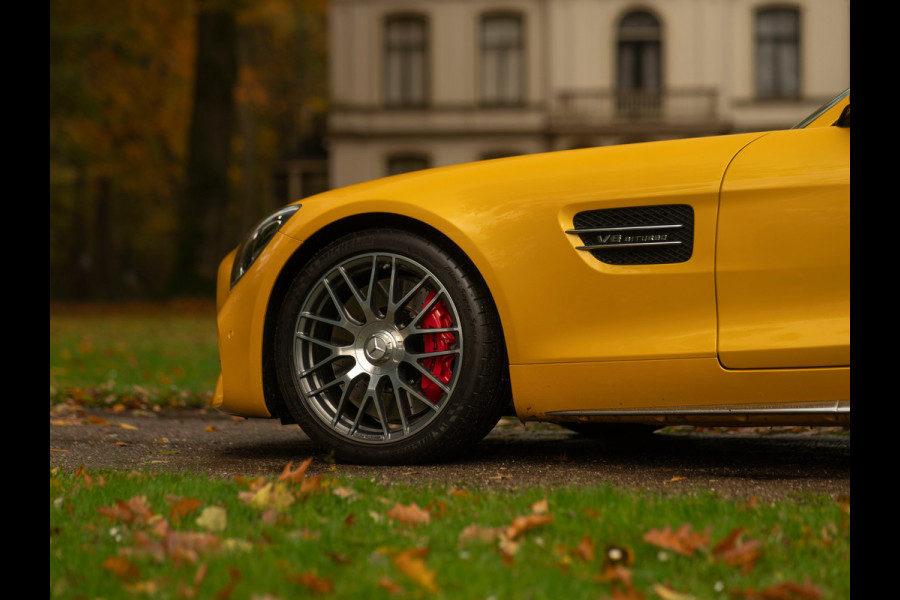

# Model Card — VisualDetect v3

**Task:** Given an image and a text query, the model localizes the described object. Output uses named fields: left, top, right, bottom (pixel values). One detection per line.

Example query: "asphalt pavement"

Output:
left=50, top=405, right=850, bottom=501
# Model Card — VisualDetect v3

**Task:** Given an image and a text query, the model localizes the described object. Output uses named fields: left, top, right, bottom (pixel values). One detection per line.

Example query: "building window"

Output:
left=387, top=154, right=430, bottom=176
left=755, top=7, right=800, bottom=99
left=384, top=15, right=428, bottom=107
left=480, top=13, right=524, bottom=105
left=616, top=10, right=662, bottom=117
left=617, top=11, right=662, bottom=92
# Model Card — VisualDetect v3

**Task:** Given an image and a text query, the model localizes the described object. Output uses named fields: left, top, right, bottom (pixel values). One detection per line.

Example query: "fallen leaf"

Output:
left=575, top=535, right=595, bottom=562
left=131, top=528, right=221, bottom=566
left=332, top=486, right=357, bottom=500
left=595, top=564, right=633, bottom=585
left=506, top=514, right=553, bottom=540
left=278, top=458, right=313, bottom=483
left=740, top=580, right=823, bottom=599
left=120, top=423, right=138, bottom=430
left=103, top=555, right=140, bottom=581
left=193, top=563, right=209, bottom=587
left=195, top=506, right=227, bottom=532
left=215, top=566, right=242, bottom=600
left=392, top=548, right=438, bottom=592
left=531, top=498, right=549, bottom=514
left=239, top=482, right=295, bottom=511
left=387, top=502, right=431, bottom=527
left=124, top=579, right=163, bottom=594
left=98, top=496, right=161, bottom=526
left=289, top=572, right=334, bottom=594
left=278, top=458, right=323, bottom=494
left=168, top=496, right=203, bottom=522
left=457, top=523, right=501, bottom=546
left=652, top=583, right=695, bottom=600
left=643, top=524, right=710, bottom=557
left=712, top=527, right=762, bottom=573
left=378, top=576, right=405, bottom=594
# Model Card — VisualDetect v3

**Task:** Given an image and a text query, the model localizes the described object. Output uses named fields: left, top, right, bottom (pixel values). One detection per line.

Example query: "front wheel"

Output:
left=274, top=229, right=508, bottom=464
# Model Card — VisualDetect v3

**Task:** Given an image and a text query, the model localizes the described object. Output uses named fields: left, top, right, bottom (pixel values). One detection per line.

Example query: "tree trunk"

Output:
left=173, top=5, right=237, bottom=295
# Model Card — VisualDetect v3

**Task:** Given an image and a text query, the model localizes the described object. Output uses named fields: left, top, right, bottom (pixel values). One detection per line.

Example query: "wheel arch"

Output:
left=260, top=212, right=510, bottom=422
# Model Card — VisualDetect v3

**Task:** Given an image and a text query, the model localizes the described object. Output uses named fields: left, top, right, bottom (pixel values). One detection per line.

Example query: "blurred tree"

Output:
left=172, top=2, right=238, bottom=295
left=232, top=0, right=329, bottom=235
left=50, top=0, right=328, bottom=299
left=50, top=0, right=195, bottom=298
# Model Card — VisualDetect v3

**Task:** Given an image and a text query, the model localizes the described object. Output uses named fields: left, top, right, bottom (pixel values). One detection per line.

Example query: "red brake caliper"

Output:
left=421, top=290, right=456, bottom=403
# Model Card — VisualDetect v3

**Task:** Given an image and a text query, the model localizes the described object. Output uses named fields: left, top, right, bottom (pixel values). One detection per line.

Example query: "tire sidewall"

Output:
left=274, top=229, right=505, bottom=464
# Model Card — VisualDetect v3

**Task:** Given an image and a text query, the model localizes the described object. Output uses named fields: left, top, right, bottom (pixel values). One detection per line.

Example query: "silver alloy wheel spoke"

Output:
left=291, top=252, right=463, bottom=444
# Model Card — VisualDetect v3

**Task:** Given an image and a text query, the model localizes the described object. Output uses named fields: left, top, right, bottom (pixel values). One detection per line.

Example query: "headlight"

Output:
left=230, top=204, right=301, bottom=288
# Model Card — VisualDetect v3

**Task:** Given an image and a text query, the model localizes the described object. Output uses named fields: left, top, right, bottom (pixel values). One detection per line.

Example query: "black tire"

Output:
left=274, top=229, right=508, bottom=464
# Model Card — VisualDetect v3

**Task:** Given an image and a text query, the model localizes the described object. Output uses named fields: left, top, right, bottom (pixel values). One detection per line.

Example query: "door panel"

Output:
left=716, top=126, right=849, bottom=369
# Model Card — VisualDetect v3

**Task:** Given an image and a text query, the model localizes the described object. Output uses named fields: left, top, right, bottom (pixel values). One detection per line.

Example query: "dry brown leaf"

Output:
left=130, top=528, right=221, bottom=566
left=595, top=564, right=633, bottom=585
left=457, top=523, right=501, bottom=546
left=278, top=458, right=324, bottom=495
left=193, top=563, right=209, bottom=587
left=289, top=572, right=334, bottom=594
left=712, top=527, right=763, bottom=573
left=386, top=502, right=431, bottom=527
left=642, top=524, right=710, bottom=557
left=741, top=580, right=823, bottom=599
left=103, top=555, right=140, bottom=581
left=278, top=458, right=313, bottom=483
left=506, top=514, right=553, bottom=540
left=332, top=486, right=357, bottom=500
left=392, top=548, right=439, bottom=592
left=651, top=583, right=695, bottom=600
left=98, top=496, right=161, bottom=526
left=239, top=481, right=296, bottom=510
left=378, top=576, right=405, bottom=594
left=575, top=535, right=595, bottom=562
left=167, top=496, right=203, bottom=522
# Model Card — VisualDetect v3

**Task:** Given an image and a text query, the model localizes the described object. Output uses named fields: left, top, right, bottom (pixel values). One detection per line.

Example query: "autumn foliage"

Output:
left=51, top=459, right=848, bottom=599
left=50, top=0, right=327, bottom=299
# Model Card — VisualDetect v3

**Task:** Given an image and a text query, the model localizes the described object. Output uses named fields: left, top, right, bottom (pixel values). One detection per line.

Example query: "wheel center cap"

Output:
left=364, top=331, right=395, bottom=364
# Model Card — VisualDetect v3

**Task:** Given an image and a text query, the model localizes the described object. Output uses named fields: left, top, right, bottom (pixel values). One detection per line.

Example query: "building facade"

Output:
left=327, top=0, right=849, bottom=189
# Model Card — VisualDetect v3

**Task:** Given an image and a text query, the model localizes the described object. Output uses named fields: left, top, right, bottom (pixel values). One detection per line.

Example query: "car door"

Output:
left=715, top=118, right=849, bottom=369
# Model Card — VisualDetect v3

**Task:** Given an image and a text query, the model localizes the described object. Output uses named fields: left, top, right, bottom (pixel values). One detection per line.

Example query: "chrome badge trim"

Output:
left=567, top=205, right=694, bottom=265
left=566, top=223, right=683, bottom=250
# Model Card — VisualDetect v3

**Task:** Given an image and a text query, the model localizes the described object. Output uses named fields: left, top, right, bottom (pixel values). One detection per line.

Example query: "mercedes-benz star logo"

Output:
left=364, top=332, right=394, bottom=364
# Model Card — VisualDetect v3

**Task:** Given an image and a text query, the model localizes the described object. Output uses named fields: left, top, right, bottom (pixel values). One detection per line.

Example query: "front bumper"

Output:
left=213, top=233, right=304, bottom=417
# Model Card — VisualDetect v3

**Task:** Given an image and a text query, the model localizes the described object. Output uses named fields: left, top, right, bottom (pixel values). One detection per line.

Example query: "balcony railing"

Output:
left=552, top=88, right=719, bottom=127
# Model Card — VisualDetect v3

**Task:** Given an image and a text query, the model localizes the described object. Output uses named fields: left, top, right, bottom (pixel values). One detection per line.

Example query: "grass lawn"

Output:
left=49, top=302, right=850, bottom=599
left=50, top=300, right=219, bottom=409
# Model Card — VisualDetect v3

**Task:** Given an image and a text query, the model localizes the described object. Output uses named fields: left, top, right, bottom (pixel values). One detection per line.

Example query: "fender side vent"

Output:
left=567, top=204, right=694, bottom=265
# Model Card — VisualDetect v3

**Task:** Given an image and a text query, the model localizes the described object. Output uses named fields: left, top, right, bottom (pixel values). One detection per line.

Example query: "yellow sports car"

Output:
left=214, top=90, right=849, bottom=464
